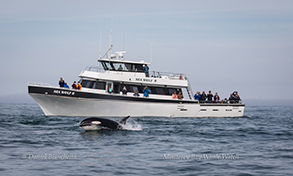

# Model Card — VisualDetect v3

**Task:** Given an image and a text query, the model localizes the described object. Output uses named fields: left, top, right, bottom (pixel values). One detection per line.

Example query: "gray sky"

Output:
left=1, top=0, right=293, bottom=105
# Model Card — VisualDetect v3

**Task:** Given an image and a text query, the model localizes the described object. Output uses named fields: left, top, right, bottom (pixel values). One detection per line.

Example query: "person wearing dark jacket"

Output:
left=59, top=77, right=65, bottom=87
left=213, top=92, right=220, bottom=103
left=229, top=94, right=235, bottom=104
left=234, top=94, right=241, bottom=103
left=207, top=90, right=213, bottom=103
left=72, top=81, right=77, bottom=89
left=122, top=86, right=127, bottom=95
left=200, top=91, right=207, bottom=103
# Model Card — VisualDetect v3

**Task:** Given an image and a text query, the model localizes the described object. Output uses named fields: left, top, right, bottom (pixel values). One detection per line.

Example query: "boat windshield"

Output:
left=101, top=61, right=144, bottom=72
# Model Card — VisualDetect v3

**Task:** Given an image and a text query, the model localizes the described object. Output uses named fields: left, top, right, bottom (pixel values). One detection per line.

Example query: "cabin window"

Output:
left=125, top=64, right=133, bottom=71
left=80, top=80, right=191, bottom=99
left=129, top=86, right=138, bottom=93
left=168, top=88, right=177, bottom=95
left=81, top=80, right=95, bottom=88
left=111, top=63, right=127, bottom=71
left=155, top=87, right=165, bottom=95
left=113, top=82, right=120, bottom=93
left=92, top=82, right=96, bottom=89
left=80, top=80, right=106, bottom=90
left=94, top=82, right=106, bottom=90
left=138, top=86, right=145, bottom=93
left=151, top=86, right=180, bottom=95
left=100, top=61, right=144, bottom=72
left=134, top=64, right=143, bottom=72
left=102, top=62, right=111, bottom=70
left=121, top=83, right=182, bottom=96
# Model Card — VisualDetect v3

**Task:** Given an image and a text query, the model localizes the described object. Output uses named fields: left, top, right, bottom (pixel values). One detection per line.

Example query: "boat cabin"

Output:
left=98, top=58, right=150, bottom=73
left=78, top=58, right=193, bottom=100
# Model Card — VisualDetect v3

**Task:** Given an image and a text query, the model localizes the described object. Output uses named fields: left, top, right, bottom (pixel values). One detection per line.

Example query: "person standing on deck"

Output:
left=200, top=91, right=207, bottom=103
left=59, top=77, right=65, bottom=87
left=213, top=92, right=220, bottom=103
left=143, top=64, right=149, bottom=77
left=76, top=81, right=82, bottom=90
left=72, top=81, right=77, bottom=89
left=143, top=86, right=150, bottom=97
left=194, top=91, right=201, bottom=101
left=234, top=93, right=241, bottom=103
left=207, top=90, right=213, bottom=103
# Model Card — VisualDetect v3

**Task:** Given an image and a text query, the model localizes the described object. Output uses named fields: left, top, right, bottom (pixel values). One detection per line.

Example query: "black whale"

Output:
left=79, top=116, right=130, bottom=131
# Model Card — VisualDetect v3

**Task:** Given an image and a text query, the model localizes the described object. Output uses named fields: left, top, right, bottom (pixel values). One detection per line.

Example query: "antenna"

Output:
left=99, top=28, right=102, bottom=59
left=150, top=37, right=153, bottom=63
left=100, top=2, right=116, bottom=60
left=109, top=15, right=113, bottom=58
left=123, top=34, right=125, bottom=51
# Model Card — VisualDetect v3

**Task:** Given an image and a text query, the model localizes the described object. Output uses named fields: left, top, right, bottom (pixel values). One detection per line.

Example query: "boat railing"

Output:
left=28, top=82, right=51, bottom=87
left=151, top=71, right=187, bottom=80
left=199, top=100, right=243, bottom=104
left=83, top=67, right=187, bottom=81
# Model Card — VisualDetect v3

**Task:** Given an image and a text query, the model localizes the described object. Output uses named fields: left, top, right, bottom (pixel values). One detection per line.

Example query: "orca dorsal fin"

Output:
left=119, top=116, right=130, bottom=125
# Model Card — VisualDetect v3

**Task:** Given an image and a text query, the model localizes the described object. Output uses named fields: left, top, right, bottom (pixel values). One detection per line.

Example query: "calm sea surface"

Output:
left=0, top=104, right=292, bottom=176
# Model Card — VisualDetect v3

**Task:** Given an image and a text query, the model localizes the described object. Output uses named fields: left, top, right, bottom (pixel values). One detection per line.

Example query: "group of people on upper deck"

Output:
left=194, top=90, right=241, bottom=104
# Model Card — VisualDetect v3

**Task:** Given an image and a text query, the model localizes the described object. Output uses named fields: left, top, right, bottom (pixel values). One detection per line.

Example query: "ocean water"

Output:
left=0, top=104, right=292, bottom=176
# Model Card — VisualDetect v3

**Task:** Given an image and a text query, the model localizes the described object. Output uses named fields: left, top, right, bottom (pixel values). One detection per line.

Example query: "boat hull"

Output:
left=28, top=85, right=245, bottom=117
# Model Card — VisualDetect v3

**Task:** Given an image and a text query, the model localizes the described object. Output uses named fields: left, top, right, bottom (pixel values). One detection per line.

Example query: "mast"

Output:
left=99, top=29, right=102, bottom=59
left=150, top=37, right=152, bottom=63
left=101, top=14, right=114, bottom=59
left=109, top=14, right=113, bottom=58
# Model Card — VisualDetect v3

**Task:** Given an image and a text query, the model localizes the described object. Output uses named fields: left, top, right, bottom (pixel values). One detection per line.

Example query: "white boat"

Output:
left=28, top=50, right=245, bottom=117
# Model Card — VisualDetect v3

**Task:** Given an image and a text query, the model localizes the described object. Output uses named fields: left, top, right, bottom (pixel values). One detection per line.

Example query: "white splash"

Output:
left=122, top=118, right=142, bottom=131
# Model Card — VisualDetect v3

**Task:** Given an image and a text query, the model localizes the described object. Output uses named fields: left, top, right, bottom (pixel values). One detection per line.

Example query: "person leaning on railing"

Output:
left=228, top=91, right=241, bottom=104
left=229, top=94, right=235, bottom=103
left=213, top=92, right=220, bottom=103
left=72, top=81, right=77, bottom=89
left=76, top=81, right=82, bottom=90
left=143, top=86, right=150, bottom=97
left=200, top=91, right=207, bottom=103
left=234, top=94, right=241, bottom=103
left=207, top=91, right=213, bottom=103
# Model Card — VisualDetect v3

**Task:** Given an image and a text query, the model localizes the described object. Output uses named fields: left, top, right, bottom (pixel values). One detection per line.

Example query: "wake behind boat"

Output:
left=28, top=32, right=245, bottom=118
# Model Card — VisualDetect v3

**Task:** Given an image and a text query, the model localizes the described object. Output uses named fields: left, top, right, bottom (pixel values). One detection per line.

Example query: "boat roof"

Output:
left=98, top=58, right=151, bottom=65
